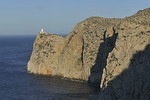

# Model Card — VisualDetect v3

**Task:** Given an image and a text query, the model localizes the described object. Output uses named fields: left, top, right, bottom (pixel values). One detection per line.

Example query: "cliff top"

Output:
left=39, top=8, right=150, bottom=37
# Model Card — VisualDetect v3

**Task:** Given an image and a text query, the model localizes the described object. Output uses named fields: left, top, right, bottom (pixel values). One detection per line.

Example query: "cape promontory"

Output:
left=27, top=8, right=150, bottom=99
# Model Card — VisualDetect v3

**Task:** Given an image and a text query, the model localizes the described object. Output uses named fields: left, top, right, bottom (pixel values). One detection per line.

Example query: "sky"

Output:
left=0, top=0, right=149, bottom=36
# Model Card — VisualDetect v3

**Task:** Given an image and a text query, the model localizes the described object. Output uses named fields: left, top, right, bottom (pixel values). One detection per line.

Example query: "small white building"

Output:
left=40, top=28, right=44, bottom=33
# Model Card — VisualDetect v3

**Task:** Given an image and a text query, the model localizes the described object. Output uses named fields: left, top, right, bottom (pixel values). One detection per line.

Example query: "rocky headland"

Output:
left=27, top=8, right=150, bottom=99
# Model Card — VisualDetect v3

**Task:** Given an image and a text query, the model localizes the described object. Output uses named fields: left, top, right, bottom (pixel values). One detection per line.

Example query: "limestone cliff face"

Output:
left=96, top=8, right=150, bottom=100
left=27, top=33, right=65, bottom=75
left=28, top=8, right=150, bottom=99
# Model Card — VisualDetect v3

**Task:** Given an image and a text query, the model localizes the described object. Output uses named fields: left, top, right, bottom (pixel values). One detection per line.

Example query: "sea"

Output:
left=0, top=35, right=98, bottom=100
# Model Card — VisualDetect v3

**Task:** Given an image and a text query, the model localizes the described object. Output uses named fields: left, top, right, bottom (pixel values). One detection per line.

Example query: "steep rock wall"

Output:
left=27, top=8, right=150, bottom=95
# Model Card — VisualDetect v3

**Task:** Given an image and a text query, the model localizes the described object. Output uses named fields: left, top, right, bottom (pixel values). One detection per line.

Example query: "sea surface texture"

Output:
left=0, top=36, right=96, bottom=100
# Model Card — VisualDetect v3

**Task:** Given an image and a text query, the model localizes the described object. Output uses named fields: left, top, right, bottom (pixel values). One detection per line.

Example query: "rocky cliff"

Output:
left=27, top=8, right=150, bottom=99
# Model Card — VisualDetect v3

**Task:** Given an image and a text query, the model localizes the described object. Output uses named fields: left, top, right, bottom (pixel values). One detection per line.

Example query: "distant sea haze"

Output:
left=0, top=36, right=96, bottom=100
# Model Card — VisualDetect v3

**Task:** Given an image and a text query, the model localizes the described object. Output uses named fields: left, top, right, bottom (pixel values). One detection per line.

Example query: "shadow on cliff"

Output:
left=98, top=44, right=150, bottom=100
left=88, top=28, right=118, bottom=87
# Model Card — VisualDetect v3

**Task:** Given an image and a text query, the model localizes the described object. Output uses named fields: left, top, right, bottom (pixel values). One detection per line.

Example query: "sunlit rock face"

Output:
left=27, top=8, right=150, bottom=99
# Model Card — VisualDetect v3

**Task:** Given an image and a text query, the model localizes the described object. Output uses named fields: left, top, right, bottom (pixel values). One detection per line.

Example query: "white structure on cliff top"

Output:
left=40, top=28, right=44, bottom=33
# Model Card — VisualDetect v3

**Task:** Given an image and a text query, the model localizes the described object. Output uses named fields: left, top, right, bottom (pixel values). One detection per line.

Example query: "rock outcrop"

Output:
left=27, top=8, right=150, bottom=99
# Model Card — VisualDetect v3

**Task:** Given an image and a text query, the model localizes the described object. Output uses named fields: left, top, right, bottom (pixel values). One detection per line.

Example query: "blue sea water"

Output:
left=0, top=36, right=97, bottom=100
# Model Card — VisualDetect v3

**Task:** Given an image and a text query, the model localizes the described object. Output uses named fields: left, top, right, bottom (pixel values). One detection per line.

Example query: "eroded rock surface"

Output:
left=27, top=8, right=150, bottom=99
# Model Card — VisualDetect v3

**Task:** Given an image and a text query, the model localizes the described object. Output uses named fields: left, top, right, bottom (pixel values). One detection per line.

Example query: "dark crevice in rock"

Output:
left=67, top=32, right=76, bottom=44
left=81, top=38, right=84, bottom=67
left=88, top=28, right=118, bottom=87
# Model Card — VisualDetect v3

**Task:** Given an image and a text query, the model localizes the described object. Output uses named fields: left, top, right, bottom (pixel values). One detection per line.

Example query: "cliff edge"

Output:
left=27, top=8, right=150, bottom=99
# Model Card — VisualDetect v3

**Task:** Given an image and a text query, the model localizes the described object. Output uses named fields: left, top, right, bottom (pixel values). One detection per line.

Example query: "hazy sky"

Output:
left=0, top=0, right=149, bottom=36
